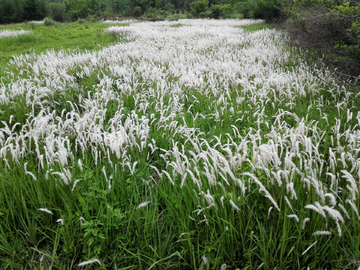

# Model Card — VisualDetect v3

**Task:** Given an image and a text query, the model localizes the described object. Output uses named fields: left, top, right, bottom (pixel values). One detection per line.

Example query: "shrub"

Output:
left=158, top=9, right=168, bottom=17
left=133, top=6, right=142, bottom=17
left=23, top=0, right=47, bottom=21
left=210, top=4, right=222, bottom=19
left=234, top=1, right=252, bottom=18
left=166, top=12, right=188, bottom=20
left=48, top=2, right=66, bottom=22
left=163, top=3, right=175, bottom=12
left=43, top=16, right=55, bottom=26
left=191, top=0, right=209, bottom=17
left=221, top=4, right=233, bottom=18
left=284, top=0, right=360, bottom=89
left=253, top=0, right=282, bottom=22
left=142, top=7, right=168, bottom=19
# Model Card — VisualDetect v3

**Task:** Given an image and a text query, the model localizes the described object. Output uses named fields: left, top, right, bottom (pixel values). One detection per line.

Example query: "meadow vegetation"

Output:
left=0, top=18, right=360, bottom=269
left=0, top=21, right=128, bottom=77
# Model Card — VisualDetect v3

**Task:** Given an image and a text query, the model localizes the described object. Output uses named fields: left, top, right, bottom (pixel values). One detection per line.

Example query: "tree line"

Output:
left=0, top=0, right=276, bottom=24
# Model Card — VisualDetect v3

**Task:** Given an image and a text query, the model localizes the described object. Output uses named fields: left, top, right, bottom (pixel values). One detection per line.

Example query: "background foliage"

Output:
left=283, top=0, right=360, bottom=90
left=0, top=0, right=286, bottom=23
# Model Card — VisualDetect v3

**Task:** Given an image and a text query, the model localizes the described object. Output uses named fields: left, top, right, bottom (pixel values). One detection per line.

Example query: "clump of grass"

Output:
left=239, top=22, right=274, bottom=31
left=170, top=23, right=183, bottom=28
left=166, top=13, right=189, bottom=21
left=44, top=17, right=56, bottom=26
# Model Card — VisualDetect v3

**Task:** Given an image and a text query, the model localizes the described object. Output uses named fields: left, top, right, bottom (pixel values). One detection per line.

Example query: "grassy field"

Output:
left=0, top=20, right=131, bottom=79
left=0, top=19, right=360, bottom=269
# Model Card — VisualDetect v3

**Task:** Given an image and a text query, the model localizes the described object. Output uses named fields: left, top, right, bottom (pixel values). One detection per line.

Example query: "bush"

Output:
left=199, top=9, right=212, bottom=18
left=284, top=0, right=360, bottom=89
left=253, top=0, right=282, bottom=22
left=133, top=6, right=142, bottom=17
left=163, top=3, right=175, bottom=12
left=191, top=0, right=209, bottom=17
left=64, top=0, right=90, bottom=20
left=234, top=1, right=252, bottom=19
left=210, top=4, right=222, bottom=19
left=23, top=0, right=46, bottom=21
left=43, top=16, right=55, bottom=26
left=166, top=12, right=188, bottom=21
left=48, top=2, right=66, bottom=22
left=158, top=9, right=168, bottom=17
left=142, top=7, right=168, bottom=19
left=221, top=4, right=233, bottom=18
left=0, top=0, right=21, bottom=24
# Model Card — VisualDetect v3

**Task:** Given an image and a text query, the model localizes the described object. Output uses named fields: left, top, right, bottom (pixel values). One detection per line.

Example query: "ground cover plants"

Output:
left=0, top=20, right=127, bottom=77
left=0, top=18, right=360, bottom=269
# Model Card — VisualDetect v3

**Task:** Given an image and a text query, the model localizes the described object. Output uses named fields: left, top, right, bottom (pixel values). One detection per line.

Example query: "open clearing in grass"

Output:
left=0, top=19, right=360, bottom=269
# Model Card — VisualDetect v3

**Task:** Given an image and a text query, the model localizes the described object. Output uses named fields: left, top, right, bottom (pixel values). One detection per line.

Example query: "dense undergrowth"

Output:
left=0, top=19, right=360, bottom=269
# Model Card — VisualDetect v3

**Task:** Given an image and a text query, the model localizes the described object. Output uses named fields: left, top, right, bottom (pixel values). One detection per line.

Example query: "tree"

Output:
left=190, top=0, right=208, bottom=16
left=23, top=0, right=46, bottom=21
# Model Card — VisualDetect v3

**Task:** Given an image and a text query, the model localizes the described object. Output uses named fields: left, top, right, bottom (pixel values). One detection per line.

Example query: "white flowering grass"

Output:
left=28, top=20, right=44, bottom=24
left=0, top=29, right=31, bottom=39
left=101, top=19, right=138, bottom=24
left=1, top=19, right=360, bottom=269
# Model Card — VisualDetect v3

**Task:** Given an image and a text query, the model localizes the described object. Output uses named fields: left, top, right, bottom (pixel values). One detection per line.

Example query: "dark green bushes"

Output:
left=284, top=0, right=360, bottom=88
left=252, top=0, right=282, bottom=21
left=191, top=0, right=209, bottom=17
left=0, top=0, right=46, bottom=24
left=133, top=6, right=142, bottom=17
left=48, top=2, right=66, bottom=22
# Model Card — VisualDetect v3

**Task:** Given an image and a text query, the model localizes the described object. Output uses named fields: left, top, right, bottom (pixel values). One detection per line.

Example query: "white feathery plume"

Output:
left=325, top=172, right=336, bottom=189
left=284, top=196, right=294, bottom=212
left=305, top=202, right=327, bottom=220
left=72, top=179, right=80, bottom=191
left=342, top=170, right=359, bottom=200
left=24, top=162, right=37, bottom=181
left=162, top=170, right=174, bottom=185
left=137, top=201, right=151, bottom=209
left=200, top=190, right=215, bottom=209
left=286, top=182, right=298, bottom=200
left=229, top=199, right=240, bottom=211
left=78, top=159, right=83, bottom=171
left=52, top=172, right=69, bottom=185
left=38, top=208, right=53, bottom=215
left=322, top=206, right=344, bottom=236
left=338, top=203, right=350, bottom=219
left=312, top=231, right=331, bottom=236
left=346, top=199, right=360, bottom=221
left=302, top=218, right=310, bottom=230
left=78, top=259, right=101, bottom=267
left=56, top=219, right=64, bottom=225
left=243, top=172, right=280, bottom=211
left=287, top=214, right=299, bottom=223
left=220, top=196, right=225, bottom=209
left=324, top=193, right=337, bottom=207
left=202, top=255, right=208, bottom=265
left=322, top=206, right=344, bottom=224
left=302, top=240, right=318, bottom=256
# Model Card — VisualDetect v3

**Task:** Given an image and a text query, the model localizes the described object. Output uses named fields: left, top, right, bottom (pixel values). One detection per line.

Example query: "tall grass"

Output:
left=0, top=19, right=360, bottom=269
